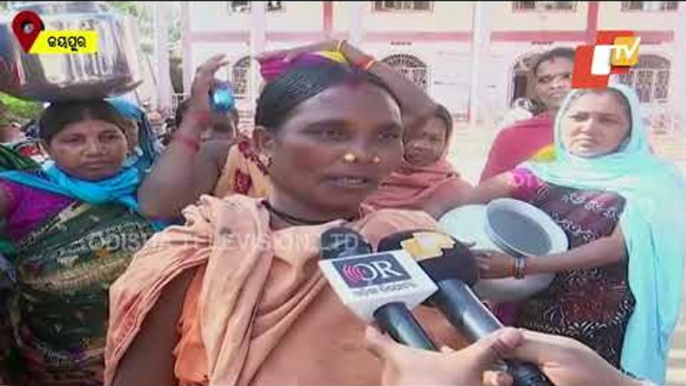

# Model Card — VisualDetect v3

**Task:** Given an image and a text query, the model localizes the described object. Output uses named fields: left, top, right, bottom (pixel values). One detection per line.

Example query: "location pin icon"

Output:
left=12, top=10, right=44, bottom=53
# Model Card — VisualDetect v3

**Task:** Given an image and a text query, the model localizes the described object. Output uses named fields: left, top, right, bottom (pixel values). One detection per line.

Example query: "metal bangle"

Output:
left=514, top=257, right=527, bottom=279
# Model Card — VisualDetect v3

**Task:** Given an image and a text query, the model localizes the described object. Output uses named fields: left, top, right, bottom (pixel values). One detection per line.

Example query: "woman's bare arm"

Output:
left=425, top=173, right=515, bottom=219
left=137, top=54, right=232, bottom=220
left=526, top=226, right=627, bottom=275
left=112, top=268, right=197, bottom=386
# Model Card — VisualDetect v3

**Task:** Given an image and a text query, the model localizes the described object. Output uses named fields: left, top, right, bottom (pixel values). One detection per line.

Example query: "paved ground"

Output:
left=446, top=124, right=686, bottom=385
left=446, top=123, right=686, bottom=185
left=670, top=304, right=686, bottom=386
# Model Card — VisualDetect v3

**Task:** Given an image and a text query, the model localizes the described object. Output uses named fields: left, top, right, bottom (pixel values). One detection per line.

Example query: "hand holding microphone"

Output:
left=365, top=324, right=525, bottom=386
left=378, top=230, right=555, bottom=386
left=365, top=325, right=644, bottom=386
left=319, top=227, right=439, bottom=350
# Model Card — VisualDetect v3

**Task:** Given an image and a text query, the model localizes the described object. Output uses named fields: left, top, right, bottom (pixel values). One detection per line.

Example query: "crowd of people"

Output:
left=0, top=39, right=684, bottom=386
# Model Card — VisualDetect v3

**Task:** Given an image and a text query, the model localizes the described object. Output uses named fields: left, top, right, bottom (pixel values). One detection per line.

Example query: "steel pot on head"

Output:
left=0, top=1, right=143, bottom=102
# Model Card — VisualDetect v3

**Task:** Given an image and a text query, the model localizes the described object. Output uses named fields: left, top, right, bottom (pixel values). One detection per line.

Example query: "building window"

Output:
left=621, top=1, right=678, bottom=11
left=229, top=1, right=284, bottom=13
left=373, top=1, right=432, bottom=12
left=229, top=1, right=250, bottom=12
left=512, top=1, right=577, bottom=12
left=381, top=54, right=428, bottom=90
left=231, top=56, right=251, bottom=99
left=617, top=55, right=670, bottom=103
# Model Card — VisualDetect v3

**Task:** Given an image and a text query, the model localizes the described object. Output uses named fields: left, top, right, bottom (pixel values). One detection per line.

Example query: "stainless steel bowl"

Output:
left=0, top=2, right=143, bottom=102
left=438, top=199, right=569, bottom=303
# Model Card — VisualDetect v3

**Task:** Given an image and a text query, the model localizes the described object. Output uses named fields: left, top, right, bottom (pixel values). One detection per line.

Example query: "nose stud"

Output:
left=343, top=153, right=357, bottom=163
left=343, top=153, right=381, bottom=164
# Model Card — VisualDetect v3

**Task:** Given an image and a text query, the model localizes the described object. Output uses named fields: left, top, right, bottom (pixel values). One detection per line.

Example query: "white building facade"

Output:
left=181, top=1, right=683, bottom=127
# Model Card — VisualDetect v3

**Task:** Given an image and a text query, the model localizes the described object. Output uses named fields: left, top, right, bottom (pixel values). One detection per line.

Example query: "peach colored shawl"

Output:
left=105, top=195, right=462, bottom=385
left=364, top=120, right=472, bottom=211
left=364, top=160, right=472, bottom=211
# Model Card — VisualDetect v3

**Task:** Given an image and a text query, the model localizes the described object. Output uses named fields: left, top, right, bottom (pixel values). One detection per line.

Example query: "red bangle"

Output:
left=174, top=132, right=201, bottom=153
left=355, top=55, right=376, bottom=71
left=185, top=110, right=212, bottom=126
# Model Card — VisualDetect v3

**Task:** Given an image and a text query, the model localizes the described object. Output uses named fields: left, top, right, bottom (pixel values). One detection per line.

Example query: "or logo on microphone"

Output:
left=319, top=246, right=439, bottom=321
left=12, top=10, right=98, bottom=54
left=400, top=232, right=455, bottom=260
left=341, top=264, right=366, bottom=283
left=334, top=253, right=411, bottom=289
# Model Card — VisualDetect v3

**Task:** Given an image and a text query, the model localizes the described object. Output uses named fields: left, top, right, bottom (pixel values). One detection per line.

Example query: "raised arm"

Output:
left=337, top=41, right=437, bottom=131
left=137, top=55, right=232, bottom=220
left=256, top=40, right=438, bottom=132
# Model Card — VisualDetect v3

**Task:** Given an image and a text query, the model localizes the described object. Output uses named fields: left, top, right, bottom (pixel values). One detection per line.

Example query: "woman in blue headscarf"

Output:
left=452, top=84, right=685, bottom=384
left=106, top=97, right=163, bottom=174
left=0, top=100, right=156, bottom=385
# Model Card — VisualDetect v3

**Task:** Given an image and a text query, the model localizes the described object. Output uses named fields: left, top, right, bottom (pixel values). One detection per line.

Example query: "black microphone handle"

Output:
left=505, top=360, right=555, bottom=386
left=373, top=302, right=438, bottom=351
left=433, top=280, right=554, bottom=386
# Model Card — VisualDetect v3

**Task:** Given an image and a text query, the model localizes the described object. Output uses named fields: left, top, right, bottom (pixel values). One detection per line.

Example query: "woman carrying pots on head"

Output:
left=0, top=101, right=156, bottom=385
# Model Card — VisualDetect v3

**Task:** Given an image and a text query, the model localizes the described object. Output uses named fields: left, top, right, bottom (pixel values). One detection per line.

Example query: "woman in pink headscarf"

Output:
left=259, top=41, right=472, bottom=217
left=139, top=40, right=450, bottom=220
left=364, top=104, right=472, bottom=214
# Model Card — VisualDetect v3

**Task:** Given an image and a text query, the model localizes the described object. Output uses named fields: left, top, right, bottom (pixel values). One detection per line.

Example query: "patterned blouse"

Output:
left=511, top=167, right=635, bottom=368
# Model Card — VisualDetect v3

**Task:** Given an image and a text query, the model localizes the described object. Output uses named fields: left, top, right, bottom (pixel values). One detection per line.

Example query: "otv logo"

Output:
left=334, top=253, right=411, bottom=288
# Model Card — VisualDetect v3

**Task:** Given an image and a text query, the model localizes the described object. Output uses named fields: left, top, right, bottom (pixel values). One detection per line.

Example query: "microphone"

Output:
left=319, top=227, right=439, bottom=350
left=378, top=230, right=554, bottom=386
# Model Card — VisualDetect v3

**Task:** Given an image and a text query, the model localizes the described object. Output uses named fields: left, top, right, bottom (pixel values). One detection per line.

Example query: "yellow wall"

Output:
left=333, top=2, right=473, bottom=32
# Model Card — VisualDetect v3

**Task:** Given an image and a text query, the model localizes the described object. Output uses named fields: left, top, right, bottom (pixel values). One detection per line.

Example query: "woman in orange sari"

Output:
left=105, top=57, right=465, bottom=385
left=138, top=40, right=466, bottom=220
left=365, top=103, right=472, bottom=214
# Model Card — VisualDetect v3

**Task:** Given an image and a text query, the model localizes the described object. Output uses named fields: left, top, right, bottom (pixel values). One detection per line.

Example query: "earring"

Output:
left=261, top=153, right=273, bottom=168
left=343, top=153, right=357, bottom=163
left=372, top=155, right=381, bottom=164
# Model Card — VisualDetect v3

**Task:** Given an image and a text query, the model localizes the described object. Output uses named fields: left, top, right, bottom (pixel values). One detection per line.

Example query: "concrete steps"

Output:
left=667, top=313, right=686, bottom=386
